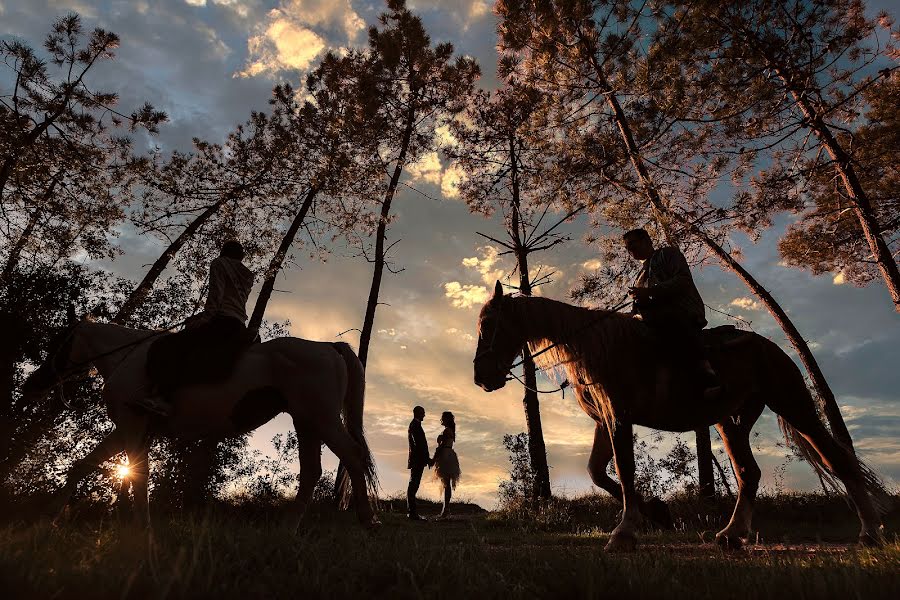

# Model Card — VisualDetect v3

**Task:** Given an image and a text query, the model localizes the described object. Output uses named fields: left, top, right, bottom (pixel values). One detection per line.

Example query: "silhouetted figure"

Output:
left=432, top=411, right=461, bottom=519
left=136, top=240, right=254, bottom=416
left=623, top=228, right=719, bottom=397
left=407, top=405, right=431, bottom=520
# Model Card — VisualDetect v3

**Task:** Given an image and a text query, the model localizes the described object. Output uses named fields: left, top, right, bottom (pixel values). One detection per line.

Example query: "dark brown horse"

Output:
left=473, top=281, right=886, bottom=551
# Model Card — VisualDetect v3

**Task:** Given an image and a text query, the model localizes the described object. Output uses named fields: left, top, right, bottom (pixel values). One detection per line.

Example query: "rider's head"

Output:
left=413, top=405, right=425, bottom=421
left=221, top=240, right=245, bottom=261
left=623, top=228, right=655, bottom=261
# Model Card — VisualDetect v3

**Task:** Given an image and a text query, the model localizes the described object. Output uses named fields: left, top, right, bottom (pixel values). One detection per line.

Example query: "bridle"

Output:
left=474, top=294, right=632, bottom=393
left=473, top=295, right=516, bottom=383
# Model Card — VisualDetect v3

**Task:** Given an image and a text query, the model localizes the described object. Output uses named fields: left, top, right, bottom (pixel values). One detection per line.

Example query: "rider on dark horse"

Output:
left=133, top=240, right=254, bottom=416
left=623, top=228, right=720, bottom=398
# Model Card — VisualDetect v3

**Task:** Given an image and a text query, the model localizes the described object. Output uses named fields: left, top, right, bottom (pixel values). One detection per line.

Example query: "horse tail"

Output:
left=777, top=416, right=892, bottom=515
left=332, top=342, right=379, bottom=509
left=768, top=338, right=893, bottom=515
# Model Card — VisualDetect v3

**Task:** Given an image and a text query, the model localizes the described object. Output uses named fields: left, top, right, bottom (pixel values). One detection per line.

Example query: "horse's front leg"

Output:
left=51, top=428, right=126, bottom=521
left=606, top=421, right=640, bottom=552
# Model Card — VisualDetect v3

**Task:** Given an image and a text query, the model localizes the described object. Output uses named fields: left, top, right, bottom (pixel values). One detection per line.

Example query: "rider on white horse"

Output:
left=133, top=240, right=254, bottom=416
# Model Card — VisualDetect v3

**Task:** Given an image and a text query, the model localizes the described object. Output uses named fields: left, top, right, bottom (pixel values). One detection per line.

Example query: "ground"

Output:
left=1, top=496, right=899, bottom=598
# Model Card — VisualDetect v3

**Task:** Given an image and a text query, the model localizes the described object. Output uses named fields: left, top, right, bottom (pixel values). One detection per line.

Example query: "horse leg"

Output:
left=319, top=422, right=378, bottom=528
left=123, top=433, right=151, bottom=530
left=291, top=424, right=323, bottom=532
left=605, top=421, right=640, bottom=552
left=714, top=414, right=762, bottom=550
left=51, top=427, right=126, bottom=518
left=771, top=401, right=882, bottom=545
left=587, top=421, right=673, bottom=529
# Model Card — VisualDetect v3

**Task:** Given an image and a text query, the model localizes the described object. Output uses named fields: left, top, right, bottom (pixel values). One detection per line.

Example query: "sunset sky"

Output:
left=2, top=0, right=898, bottom=509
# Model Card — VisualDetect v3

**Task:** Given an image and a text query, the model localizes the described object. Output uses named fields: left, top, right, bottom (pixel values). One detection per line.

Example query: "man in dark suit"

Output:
left=407, top=405, right=431, bottom=520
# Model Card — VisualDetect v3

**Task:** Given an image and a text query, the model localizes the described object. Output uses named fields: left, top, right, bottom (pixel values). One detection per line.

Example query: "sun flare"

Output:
left=116, top=464, right=130, bottom=479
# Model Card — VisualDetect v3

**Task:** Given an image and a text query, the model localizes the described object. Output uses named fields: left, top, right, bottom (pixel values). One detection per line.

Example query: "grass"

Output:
left=1, top=494, right=899, bottom=599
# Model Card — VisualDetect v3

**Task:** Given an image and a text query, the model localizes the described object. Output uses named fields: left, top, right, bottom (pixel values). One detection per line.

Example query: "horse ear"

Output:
left=66, top=303, right=77, bottom=325
left=493, top=280, right=503, bottom=299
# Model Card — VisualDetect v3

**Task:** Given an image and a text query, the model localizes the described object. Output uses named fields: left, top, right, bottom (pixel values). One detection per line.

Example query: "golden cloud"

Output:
left=444, top=282, right=490, bottom=309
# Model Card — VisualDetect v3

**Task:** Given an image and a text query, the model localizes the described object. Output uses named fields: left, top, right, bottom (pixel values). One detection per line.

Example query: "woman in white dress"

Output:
left=432, top=411, right=461, bottom=518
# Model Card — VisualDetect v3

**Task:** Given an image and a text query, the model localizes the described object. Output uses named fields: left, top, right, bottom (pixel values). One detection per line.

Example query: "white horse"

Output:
left=21, top=317, right=380, bottom=529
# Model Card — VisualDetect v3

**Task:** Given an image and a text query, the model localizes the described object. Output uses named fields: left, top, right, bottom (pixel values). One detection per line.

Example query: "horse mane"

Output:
left=511, top=295, right=647, bottom=427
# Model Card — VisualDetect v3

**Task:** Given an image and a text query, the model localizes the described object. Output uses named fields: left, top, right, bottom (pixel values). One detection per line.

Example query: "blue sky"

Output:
left=2, top=0, right=898, bottom=508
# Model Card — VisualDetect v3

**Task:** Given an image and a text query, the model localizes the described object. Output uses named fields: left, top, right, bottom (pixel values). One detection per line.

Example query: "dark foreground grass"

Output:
left=1, top=496, right=899, bottom=599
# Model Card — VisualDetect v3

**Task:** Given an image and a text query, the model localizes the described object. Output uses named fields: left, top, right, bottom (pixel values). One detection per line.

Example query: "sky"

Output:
left=1, top=0, right=898, bottom=509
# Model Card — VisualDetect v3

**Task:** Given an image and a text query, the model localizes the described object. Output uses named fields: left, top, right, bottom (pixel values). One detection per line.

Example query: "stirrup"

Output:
left=127, top=395, right=171, bottom=417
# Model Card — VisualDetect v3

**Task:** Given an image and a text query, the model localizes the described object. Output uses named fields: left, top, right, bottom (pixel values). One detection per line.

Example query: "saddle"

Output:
left=146, top=317, right=257, bottom=396
left=701, top=325, right=754, bottom=352
left=644, top=324, right=753, bottom=405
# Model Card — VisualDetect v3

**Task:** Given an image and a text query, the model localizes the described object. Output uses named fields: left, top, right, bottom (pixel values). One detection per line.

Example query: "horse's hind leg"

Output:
left=769, top=396, right=882, bottom=544
left=319, top=422, right=377, bottom=528
left=714, top=408, right=763, bottom=550
left=587, top=421, right=672, bottom=529
left=291, top=422, right=322, bottom=532
left=52, top=427, right=126, bottom=517
left=124, top=434, right=151, bottom=530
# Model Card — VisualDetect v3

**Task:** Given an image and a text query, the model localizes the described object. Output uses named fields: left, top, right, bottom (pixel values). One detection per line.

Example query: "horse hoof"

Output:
left=858, top=532, right=882, bottom=548
left=715, top=532, right=745, bottom=551
left=605, top=532, right=637, bottom=553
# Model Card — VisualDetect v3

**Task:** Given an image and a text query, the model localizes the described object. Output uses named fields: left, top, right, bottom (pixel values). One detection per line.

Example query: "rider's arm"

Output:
left=648, top=247, right=694, bottom=299
left=204, top=258, right=225, bottom=313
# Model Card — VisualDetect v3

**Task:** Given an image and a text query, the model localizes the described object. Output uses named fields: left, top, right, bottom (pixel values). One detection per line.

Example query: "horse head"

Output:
left=473, top=281, right=523, bottom=392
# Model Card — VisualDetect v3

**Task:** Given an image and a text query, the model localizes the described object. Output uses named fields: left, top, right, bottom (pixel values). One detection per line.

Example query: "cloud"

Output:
left=413, top=0, right=492, bottom=30
left=582, top=258, right=602, bottom=271
left=406, top=151, right=443, bottom=185
left=444, top=282, right=490, bottom=309
left=441, top=162, right=466, bottom=199
left=729, top=296, right=762, bottom=311
left=237, top=16, right=325, bottom=76
left=236, top=0, right=364, bottom=78
left=462, top=245, right=506, bottom=285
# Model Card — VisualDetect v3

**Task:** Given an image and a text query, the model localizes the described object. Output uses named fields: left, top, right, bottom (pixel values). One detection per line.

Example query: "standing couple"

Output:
left=407, top=406, right=461, bottom=520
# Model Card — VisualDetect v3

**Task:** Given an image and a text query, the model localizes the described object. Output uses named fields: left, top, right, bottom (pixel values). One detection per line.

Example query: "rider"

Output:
left=135, top=240, right=254, bottom=416
left=622, top=228, right=720, bottom=397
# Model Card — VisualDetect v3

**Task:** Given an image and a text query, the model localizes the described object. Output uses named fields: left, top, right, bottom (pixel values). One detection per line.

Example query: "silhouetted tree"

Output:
left=355, top=0, right=480, bottom=367
left=448, top=84, right=589, bottom=500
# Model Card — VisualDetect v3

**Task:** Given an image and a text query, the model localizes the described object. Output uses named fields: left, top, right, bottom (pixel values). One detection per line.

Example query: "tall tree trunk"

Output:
left=113, top=199, right=225, bottom=325
left=585, top=51, right=855, bottom=450
left=509, top=135, right=552, bottom=500
left=357, top=106, right=416, bottom=368
left=248, top=186, right=319, bottom=332
left=695, top=427, right=715, bottom=499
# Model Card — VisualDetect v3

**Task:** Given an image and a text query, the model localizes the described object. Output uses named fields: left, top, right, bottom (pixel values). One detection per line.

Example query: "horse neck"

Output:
left=73, top=321, right=154, bottom=374
left=511, top=295, right=606, bottom=346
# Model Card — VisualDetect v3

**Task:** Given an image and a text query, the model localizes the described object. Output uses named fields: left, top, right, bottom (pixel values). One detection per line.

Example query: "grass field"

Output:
left=1, top=494, right=899, bottom=599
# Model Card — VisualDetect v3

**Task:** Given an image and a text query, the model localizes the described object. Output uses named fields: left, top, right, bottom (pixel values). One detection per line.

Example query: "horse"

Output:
left=473, top=281, right=886, bottom=551
left=21, top=315, right=380, bottom=529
